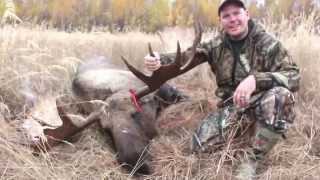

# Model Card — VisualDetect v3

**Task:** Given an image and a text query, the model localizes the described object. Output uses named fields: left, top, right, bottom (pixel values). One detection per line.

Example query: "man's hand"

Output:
left=233, top=75, right=256, bottom=108
left=144, top=52, right=161, bottom=72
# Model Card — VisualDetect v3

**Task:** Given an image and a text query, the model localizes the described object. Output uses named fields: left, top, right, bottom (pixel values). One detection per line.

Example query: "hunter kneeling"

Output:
left=139, top=0, right=300, bottom=178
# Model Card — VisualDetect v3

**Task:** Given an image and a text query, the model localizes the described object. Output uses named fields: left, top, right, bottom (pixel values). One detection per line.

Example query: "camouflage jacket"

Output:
left=160, top=20, right=300, bottom=102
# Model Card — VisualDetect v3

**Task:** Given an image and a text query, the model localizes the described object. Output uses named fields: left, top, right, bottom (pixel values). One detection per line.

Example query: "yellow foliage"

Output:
left=248, top=1, right=260, bottom=18
left=110, top=0, right=147, bottom=29
left=171, top=0, right=193, bottom=26
left=1, top=0, right=22, bottom=24
left=89, top=0, right=102, bottom=17
left=48, top=0, right=77, bottom=18
left=111, top=0, right=126, bottom=21
left=2, top=0, right=318, bottom=31
left=147, top=0, right=170, bottom=31
left=199, top=0, right=219, bottom=27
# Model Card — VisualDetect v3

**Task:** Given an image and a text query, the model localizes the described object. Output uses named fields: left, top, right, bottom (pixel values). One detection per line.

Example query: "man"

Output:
left=144, top=0, right=300, bottom=178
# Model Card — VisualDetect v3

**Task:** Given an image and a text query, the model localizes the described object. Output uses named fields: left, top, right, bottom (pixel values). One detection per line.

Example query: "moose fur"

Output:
left=51, top=57, right=185, bottom=174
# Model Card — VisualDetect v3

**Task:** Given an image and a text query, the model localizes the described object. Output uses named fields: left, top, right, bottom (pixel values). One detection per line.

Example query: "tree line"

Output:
left=0, top=0, right=319, bottom=32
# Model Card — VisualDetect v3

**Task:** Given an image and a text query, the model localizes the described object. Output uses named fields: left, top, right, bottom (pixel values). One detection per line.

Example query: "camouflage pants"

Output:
left=191, top=87, right=295, bottom=160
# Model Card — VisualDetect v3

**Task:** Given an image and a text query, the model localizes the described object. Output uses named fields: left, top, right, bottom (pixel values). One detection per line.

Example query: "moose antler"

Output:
left=122, top=21, right=203, bottom=99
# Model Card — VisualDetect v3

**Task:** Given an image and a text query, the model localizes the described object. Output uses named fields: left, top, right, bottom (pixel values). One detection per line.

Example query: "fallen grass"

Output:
left=1, top=13, right=320, bottom=179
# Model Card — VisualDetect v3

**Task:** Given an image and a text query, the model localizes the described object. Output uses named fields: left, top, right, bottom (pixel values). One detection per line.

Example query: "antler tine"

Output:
left=121, top=56, right=151, bottom=85
left=148, top=43, right=156, bottom=57
left=180, top=20, right=202, bottom=70
left=121, top=56, right=154, bottom=98
left=194, top=21, right=202, bottom=48
left=175, top=41, right=182, bottom=66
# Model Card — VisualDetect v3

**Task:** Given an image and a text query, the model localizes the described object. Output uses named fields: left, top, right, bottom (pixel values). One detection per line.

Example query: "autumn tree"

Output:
left=171, top=0, right=194, bottom=26
left=145, top=0, right=170, bottom=32
left=47, top=0, right=77, bottom=28
left=1, top=0, right=22, bottom=24
left=248, top=0, right=261, bottom=18
left=198, top=0, right=219, bottom=27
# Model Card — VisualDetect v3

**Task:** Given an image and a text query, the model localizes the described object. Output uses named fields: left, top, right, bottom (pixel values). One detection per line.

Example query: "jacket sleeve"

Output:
left=253, top=41, right=300, bottom=92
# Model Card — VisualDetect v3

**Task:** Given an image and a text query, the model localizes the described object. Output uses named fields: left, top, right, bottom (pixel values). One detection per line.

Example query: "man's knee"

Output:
left=254, top=86, right=295, bottom=133
left=191, top=106, right=235, bottom=153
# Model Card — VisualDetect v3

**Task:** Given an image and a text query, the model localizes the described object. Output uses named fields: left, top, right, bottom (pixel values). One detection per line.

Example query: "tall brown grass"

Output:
left=0, top=13, right=320, bottom=179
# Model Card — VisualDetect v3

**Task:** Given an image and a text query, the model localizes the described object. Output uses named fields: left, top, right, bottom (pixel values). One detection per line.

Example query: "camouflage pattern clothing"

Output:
left=191, top=86, right=295, bottom=160
left=160, top=19, right=300, bottom=160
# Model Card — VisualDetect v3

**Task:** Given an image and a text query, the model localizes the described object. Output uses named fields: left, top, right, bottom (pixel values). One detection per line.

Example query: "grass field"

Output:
left=0, top=14, right=320, bottom=180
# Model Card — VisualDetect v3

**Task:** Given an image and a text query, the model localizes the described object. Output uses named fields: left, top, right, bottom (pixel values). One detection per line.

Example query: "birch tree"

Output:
left=1, top=0, right=22, bottom=24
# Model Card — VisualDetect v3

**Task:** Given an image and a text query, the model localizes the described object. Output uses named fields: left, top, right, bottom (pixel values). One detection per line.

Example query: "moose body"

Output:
left=47, top=57, right=181, bottom=174
left=62, top=26, right=202, bottom=172
left=31, top=22, right=201, bottom=174
left=72, top=58, right=145, bottom=102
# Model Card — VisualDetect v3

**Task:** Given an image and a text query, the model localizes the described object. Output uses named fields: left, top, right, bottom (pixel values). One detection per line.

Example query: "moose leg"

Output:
left=99, top=93, right=158, bottom=175
left=112, top=126, right=151, bottom=175
left=103, top=106, right=152, bottom=175
left=34, top=97, right=103, bottom=151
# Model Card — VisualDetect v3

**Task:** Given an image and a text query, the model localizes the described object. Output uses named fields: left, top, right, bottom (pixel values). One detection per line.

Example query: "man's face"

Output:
left=219, top=4, right=249, bottom=39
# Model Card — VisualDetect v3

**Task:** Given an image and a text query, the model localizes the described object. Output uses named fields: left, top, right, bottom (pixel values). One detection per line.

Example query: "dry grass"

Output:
left=1, top=14, right=320, bottom=180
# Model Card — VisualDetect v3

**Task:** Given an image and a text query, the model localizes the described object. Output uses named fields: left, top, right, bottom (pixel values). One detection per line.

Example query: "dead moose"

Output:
left=35, top=22, right=203, bottom=175
left=33, top=57, right=187, bottom=174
